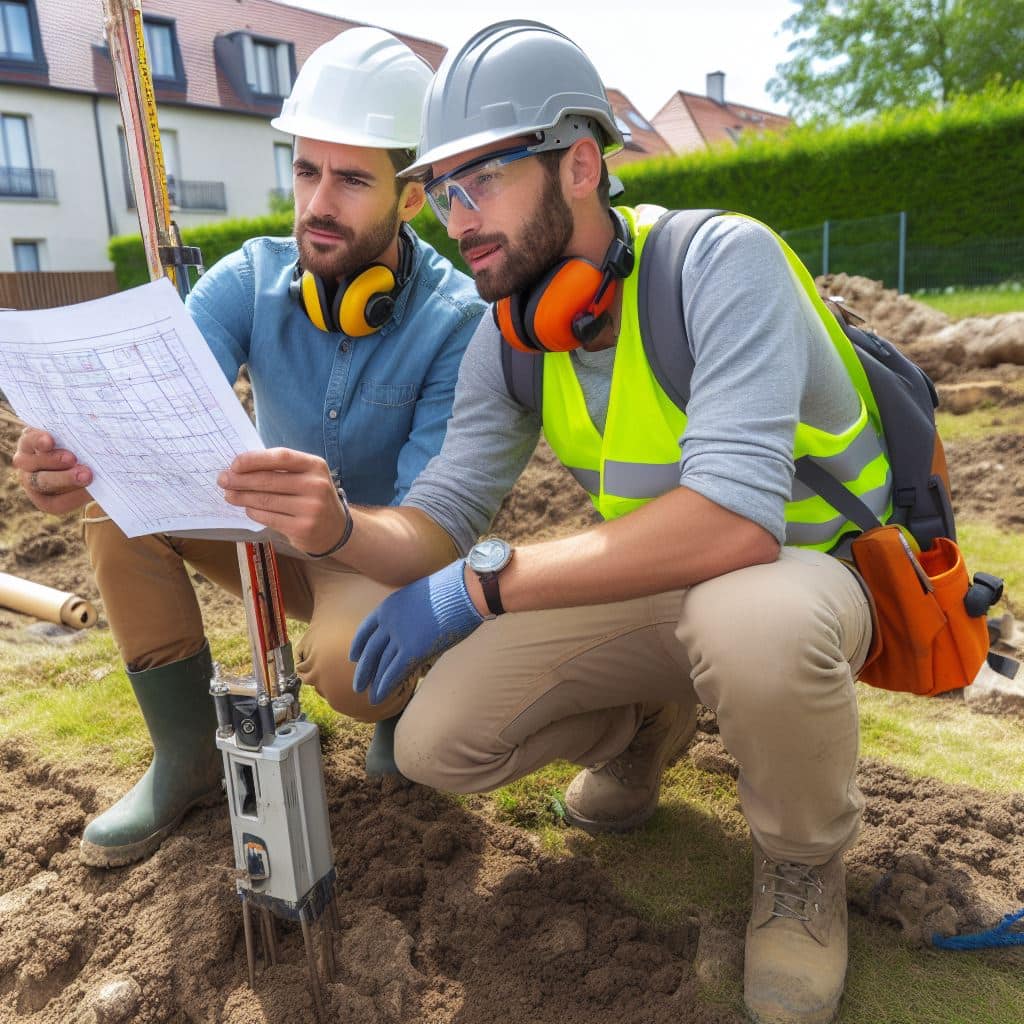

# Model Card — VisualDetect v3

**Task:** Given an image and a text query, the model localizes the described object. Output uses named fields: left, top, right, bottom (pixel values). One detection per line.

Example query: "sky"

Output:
left=278, top=0, right=802, bottom=121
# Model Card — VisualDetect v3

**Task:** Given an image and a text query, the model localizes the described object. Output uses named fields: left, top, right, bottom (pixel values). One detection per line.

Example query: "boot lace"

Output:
left=760, top=859, right=825, bottom=922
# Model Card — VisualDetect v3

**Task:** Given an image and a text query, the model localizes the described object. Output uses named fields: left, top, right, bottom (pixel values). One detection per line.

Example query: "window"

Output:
left=0, top=112, right=31, bottom=168
left=0, top=113, right=34, bottom=195
left=160, top=129, right=180, bottom=204
left=13, top=239, right=39, bottom=271
left=0, top=1, right=32, bottom=59
left=242, top=36, right=292, bottom=96
left=626, top=110, right=653, bottom=132
left=274, top=142, right=292, bottom=192
left=141, top=17, right=185, bottom=87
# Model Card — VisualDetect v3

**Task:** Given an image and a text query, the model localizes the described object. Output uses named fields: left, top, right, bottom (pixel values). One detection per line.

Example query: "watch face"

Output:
left=467, top=538, right=512, bottom=574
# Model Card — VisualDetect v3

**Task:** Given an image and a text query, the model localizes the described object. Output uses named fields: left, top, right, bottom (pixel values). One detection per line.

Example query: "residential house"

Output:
left=0, top=0, right=444, bottom=272
left=653, top=71, right=792, bottom=155
left=605, top=89, right=673, bottom=167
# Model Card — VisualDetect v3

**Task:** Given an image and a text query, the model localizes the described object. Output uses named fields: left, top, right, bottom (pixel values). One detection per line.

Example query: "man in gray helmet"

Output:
left=221, top=20, right=880, bottom=1024
left=13, top=27, right=483, bottom=869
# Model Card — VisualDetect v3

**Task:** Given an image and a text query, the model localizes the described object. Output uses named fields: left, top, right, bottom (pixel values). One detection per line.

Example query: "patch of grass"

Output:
left=956, top=522, right=1024, bottom=617
left=936, top=396, right=1024, bottom=442
left=858, top=687, right=1024, bottom=791
left=845, top=916, right=1024, bottom=1024
left=491, top=763, right=574, bottom=833
left=913, top=285, right=1024, bottom=319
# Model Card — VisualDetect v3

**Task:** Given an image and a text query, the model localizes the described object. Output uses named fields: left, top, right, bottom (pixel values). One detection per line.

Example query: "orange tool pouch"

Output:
left=849, top=527, right=999, bottom=697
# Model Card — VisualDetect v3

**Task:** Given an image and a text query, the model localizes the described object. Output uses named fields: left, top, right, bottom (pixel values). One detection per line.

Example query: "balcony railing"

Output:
left=126, top=176, right=227, bottom=211
left=0, top=166, right=56, bottom=199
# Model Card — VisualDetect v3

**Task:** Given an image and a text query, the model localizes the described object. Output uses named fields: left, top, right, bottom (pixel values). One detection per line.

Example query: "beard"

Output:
left=295, top=201, right=401, bottom=281
left=463, top=171, right=574, bottom=302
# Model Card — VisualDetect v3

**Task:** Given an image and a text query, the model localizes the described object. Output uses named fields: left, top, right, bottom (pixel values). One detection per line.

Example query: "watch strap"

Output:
left=478, top=570, right=506, bottom=616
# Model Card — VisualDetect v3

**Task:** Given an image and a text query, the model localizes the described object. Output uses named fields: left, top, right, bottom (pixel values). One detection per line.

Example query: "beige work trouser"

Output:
left=395, top=547, right=874, bottom=865
left=82, top=502, right=408, bottom=721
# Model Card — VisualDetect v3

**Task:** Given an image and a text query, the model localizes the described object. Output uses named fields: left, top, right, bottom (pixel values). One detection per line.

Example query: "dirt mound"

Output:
left=4, top=727, right=1024, bottom=1023
left=819, top=274, right=1024, bottom=384
left=0, top=736, right=730, bottom=1024
left=689, top=724, right=1024, bottom=946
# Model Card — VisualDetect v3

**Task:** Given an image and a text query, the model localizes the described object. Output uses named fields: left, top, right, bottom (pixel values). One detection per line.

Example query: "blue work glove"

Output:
left=350, top=559, right=484, bottom=706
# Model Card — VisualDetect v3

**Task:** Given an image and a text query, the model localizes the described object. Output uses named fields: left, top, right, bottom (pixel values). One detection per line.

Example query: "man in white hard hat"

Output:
left=218, top=19, right=882, bottom=1024
left=12, top=28, right=483, bottom=869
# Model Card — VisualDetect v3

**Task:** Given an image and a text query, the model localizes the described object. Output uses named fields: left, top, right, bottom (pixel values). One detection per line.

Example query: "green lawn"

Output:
left=913, top=285, right=1024, bottom=319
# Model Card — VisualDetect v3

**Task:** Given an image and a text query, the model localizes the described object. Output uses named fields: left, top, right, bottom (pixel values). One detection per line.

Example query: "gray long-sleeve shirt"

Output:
left=403, top=215, right=860, bottom=554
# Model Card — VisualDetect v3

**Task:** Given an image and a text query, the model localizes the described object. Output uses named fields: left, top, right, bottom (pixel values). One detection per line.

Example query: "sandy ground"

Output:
left=1, top=277, right=1023, bottom=1023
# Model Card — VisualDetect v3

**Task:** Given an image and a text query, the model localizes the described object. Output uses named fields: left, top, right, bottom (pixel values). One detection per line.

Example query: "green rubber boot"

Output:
left=80, top=644, right=223, bottom=868
left=365, top=715, right=403, bottom=777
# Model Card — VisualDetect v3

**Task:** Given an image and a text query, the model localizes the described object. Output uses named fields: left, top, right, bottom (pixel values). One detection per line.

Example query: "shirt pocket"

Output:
left=358, top=381, right=417, bottom=408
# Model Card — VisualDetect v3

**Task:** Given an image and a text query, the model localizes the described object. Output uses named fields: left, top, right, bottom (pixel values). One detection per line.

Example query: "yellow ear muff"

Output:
left=300, top=271, right=329, bottom=332
left=337, top=264, right=397, bottom=337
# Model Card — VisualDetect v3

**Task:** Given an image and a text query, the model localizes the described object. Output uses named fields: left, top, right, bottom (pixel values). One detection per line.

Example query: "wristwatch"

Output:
left=466, top=538, right=514, bottom=617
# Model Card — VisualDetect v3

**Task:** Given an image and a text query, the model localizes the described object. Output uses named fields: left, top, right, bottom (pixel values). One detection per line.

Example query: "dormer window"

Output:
left=242, top=35, right=292, bottom=97
left=215, top=31, right=294, bottom=107
left=0, top=1, right=31, bottom=59
left=142, top=15, right=186, bottom=89
left=0, top=0, right=46, bottom=73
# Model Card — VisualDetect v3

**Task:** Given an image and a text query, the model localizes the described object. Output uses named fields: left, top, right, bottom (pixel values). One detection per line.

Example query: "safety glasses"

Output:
left=425, top=147, right=538, bottom=226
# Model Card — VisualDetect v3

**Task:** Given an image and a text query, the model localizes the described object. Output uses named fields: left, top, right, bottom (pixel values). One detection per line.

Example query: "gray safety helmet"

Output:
left=402, top=20, right=623, bottom=181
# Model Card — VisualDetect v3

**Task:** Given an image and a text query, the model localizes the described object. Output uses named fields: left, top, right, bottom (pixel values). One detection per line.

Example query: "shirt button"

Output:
left=341, top=341, right=350, bottom=352
left=328, top=409, right=338, bottom=420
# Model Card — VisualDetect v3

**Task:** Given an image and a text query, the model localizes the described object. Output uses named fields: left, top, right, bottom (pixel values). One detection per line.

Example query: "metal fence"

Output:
left=126, top=176, right=227, bottom=211
left=0, top=271, right=119, bottom=310
left=0, top=166, right=57, bottom=199
left=781, top=212, right=1023, bottom=293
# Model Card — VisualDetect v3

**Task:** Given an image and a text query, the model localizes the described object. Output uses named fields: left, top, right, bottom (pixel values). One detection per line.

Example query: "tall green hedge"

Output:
left=109, top=84, right=1024, bottom=289
left=616, top=83, right=1024, bottom=248
left=108, top=210, right=460, bottom=289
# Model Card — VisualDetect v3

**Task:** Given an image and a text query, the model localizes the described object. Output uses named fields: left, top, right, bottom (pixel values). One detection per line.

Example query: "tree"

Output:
left=768, top=0, right=1024, bottom=120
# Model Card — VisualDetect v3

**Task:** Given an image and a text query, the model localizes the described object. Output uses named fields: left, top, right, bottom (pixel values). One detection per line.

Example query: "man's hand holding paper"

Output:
left=13, top=426, right=93, bottom=516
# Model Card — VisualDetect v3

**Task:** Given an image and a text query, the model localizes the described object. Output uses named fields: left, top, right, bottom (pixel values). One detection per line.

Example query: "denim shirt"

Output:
left=186, top=227, right=483, bottom=506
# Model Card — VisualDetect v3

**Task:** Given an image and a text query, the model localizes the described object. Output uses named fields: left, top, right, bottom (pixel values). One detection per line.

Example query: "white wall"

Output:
left=0, top=85, right=112, bottom=271
left=95, top=99, right=293, bottom=241
left=0, top=84, right=293, bottom=273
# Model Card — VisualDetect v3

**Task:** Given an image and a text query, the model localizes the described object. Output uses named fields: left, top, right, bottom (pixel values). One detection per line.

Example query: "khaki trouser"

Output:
left=395, top=547, right=874, bottom=865
left=83, top=502, right=409, bottom=721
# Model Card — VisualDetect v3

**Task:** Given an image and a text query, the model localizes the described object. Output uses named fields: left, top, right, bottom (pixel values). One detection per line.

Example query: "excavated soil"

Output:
left=1, top=277, right=1024, bottom=1022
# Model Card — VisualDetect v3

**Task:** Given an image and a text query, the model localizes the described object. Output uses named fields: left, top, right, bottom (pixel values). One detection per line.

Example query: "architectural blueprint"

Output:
left=0, top=278, right=266, bottom=539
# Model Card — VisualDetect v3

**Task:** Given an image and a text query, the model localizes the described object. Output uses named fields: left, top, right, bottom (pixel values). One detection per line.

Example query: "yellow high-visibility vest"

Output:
left=541, top=206, right=892, bottom=551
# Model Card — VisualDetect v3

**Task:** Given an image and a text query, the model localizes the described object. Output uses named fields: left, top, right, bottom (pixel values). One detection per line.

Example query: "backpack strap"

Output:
left=792, top=456, right=883, bottom=534
left=637, top=208, right=724, bottom=409
left=500, top=328, right=544, bottom=412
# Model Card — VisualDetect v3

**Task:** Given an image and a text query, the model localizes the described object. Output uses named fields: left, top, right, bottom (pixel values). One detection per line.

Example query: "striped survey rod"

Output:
left=100, top=3, right=338, bottom=1014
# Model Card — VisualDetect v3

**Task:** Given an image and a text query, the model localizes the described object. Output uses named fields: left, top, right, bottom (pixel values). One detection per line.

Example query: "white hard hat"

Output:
left=271, top=27, right=432, bottom=149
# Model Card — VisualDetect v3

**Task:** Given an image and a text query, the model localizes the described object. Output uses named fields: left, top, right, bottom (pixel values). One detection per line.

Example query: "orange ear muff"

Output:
left=494, top=297, right=538, bottom=353
left=524, top=258, right=607, bottom=352
left=337, top=264, right=397, bottom=338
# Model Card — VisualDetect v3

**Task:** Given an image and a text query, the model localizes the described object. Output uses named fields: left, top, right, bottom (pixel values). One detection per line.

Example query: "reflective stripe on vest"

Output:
left=542, top=206, right=893, bottom=552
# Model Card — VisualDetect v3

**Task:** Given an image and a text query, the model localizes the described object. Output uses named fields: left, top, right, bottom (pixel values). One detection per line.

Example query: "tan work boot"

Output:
left=563, top=698, right=698, bottom=833
left=744, top=840, right=848, bottom=1024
